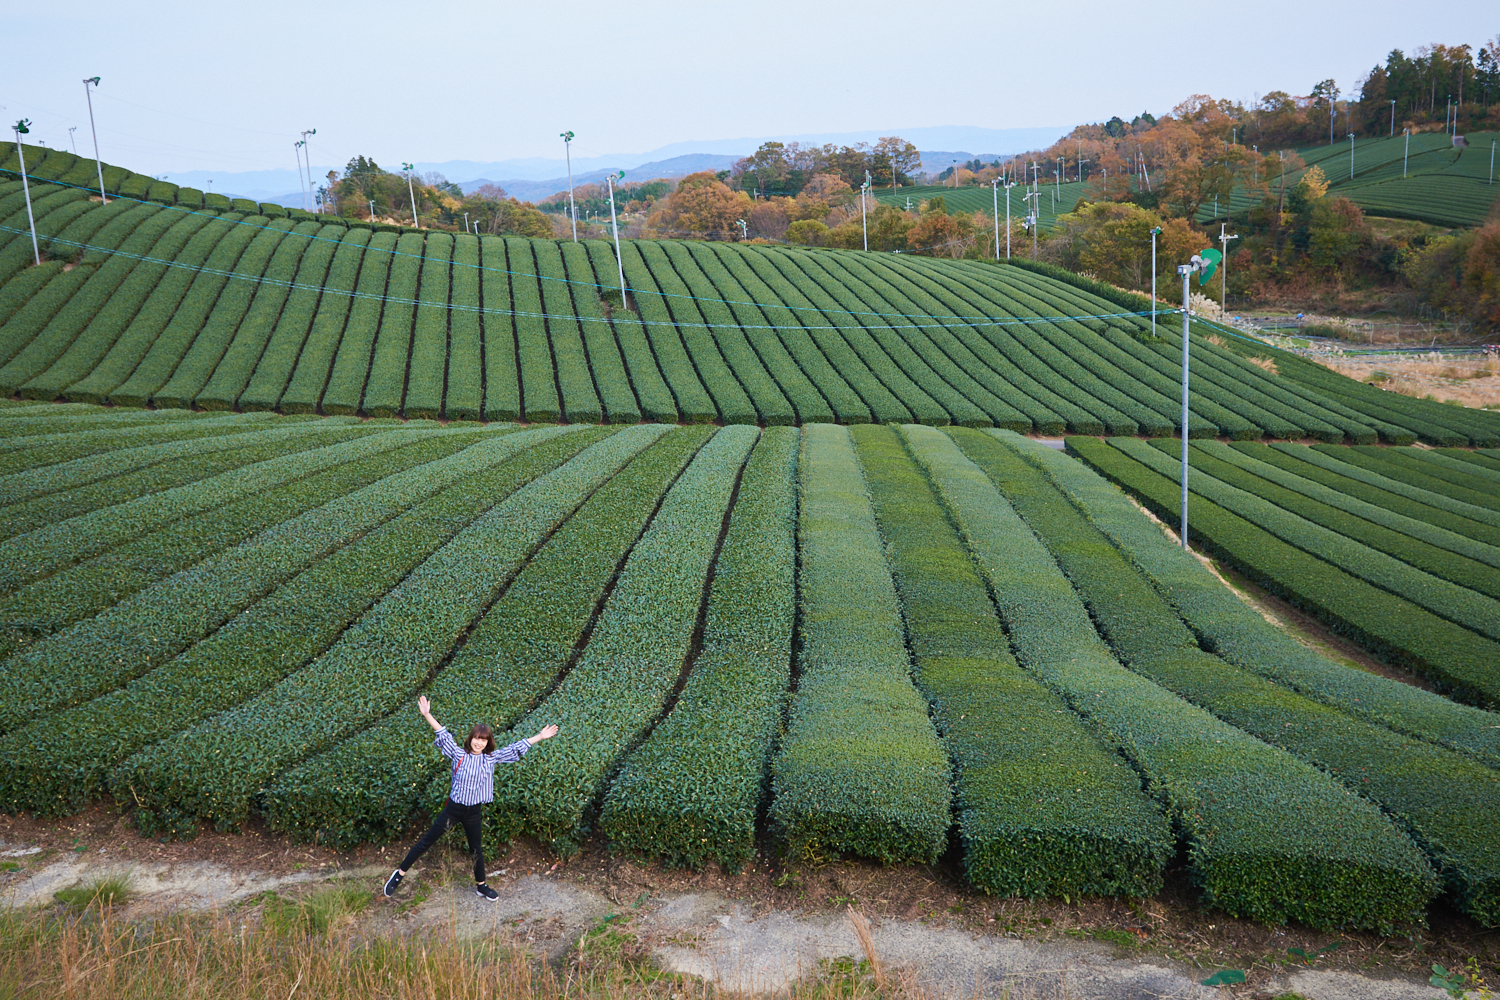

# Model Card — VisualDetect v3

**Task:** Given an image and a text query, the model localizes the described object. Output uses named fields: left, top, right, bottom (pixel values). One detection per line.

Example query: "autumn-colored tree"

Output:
left=647, top=171, right=752, bottom=237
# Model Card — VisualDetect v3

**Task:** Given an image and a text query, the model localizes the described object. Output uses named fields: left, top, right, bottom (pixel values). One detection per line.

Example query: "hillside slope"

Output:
left=1, top=167, right=1496, bottom=444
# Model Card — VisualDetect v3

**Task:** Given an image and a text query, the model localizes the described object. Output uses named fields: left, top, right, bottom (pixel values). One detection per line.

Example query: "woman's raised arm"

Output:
left=417, top=694, right=443, bottom=733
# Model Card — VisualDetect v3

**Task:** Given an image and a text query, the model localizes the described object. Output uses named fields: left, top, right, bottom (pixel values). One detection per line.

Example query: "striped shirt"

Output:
left=434, top=727, right=531, bottom=806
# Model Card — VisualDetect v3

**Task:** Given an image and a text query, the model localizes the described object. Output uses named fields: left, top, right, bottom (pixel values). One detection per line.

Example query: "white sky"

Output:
left=3, top=0, right=1491, bottom=176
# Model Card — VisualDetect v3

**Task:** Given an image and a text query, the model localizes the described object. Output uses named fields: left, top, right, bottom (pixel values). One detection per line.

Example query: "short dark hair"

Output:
left=466, top=724, right=495, bottom=754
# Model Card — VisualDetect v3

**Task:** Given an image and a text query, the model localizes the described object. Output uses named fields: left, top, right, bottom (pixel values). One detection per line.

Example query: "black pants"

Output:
left=398, top=800, right=486, bottom=883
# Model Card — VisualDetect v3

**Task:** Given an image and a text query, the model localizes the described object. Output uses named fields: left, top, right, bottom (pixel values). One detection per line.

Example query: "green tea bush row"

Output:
left=0, top=415, right=353, bottom=513
left=929, top=427, right=1438, bottom=931
left=679, top=244, right=835, bottom=424
left=0, top=430, right=481, bottom=663
left=1223, top=443, right=1500, bottom=573
left=0, top=203, right=169, bottom=396
left=477, top=236, right=523, bottom=422
left=480, top=427, right=757, bottom=855
left=744, top=251, right=911, bottom=424
left=1197, top=441, right=1500, bottom=598
left=579, top=242, right=681, bottom=422
left=992, top=431, right=1493, bottom=926
left=1070, top=437, right=1500, bottom=707
left=0, top=431, right=546, bottom=815
left=0, top=427, right=542, bottom=735
left=505, top=238, right=564, bottom=422
left=531, top=239, right=605, bottom=423
left=320, top=231, right=396, bottom=414
left=107, top=216, right=272, bottom=407
left=535, top=240, right=612, bottom=423
left=193, top=222, right=329, bottom=410
left=230, top=224, right=343, bottom=412
left=1133, top=439, right=1500, bottom=641
left=0, top=426, right=333, bottom=546
left=861, top=425, right=1173, bottom=897
left=261, top=425, right=693, bottom=847
left=360, top=232, right=424, bottom=418
left=401, top=233, right=454, bottom=420
left=0, top=428, right=587, bottom=818
left=703, top=244, right=868, bottom=424
left=443, top=235, right=483, bottom=420
left=1037, top=435, right=1500, bottom=769
left=599, top=428, right=797, bottom=870
left=1327, top=446, right=1500, bottom=515
left=1252, top=443, right=1500, bottom=548
left=276, top=226, right=372, bottom=413
left=20, top=209, right=219, bottom=402
left=770, top=253, right=967, bottom=427
left=769, top=424, right=951, bottom=864
left=935, top=262, right=1231, bottom=437
left=636, top=243, right=757, bottom=424
left=151, top=220, right=309, bottom=410
left=660, top=242, right=794, bottom=425
left=870, top=257, right=1162, bottom=435
left=115, top=426, right=659, bottom=837
left=62, top=214, right=245, bottom=403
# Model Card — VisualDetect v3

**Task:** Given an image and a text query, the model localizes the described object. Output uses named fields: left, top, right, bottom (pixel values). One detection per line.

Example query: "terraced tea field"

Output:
left=1, top=406, right=1497, bottom=933
left=3, top=165, right=1496, bottom=446
left=1200, top=131, right=1500, bottom=227
left=874, top=180, right=1090, bottom=232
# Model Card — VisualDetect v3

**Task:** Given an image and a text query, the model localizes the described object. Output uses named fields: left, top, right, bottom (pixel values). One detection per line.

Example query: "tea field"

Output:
left=0, top=407, right=1497, bottom=932
left=5, top=156, right=1495, bottom=445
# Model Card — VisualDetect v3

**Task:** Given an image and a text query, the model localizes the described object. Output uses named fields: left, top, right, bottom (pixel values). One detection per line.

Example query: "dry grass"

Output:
left=0, top=896, right=941, bottom=1000
left=1315, top=353, right=1500, bottom=409
left=1245, top=355, right=1279, bottom=374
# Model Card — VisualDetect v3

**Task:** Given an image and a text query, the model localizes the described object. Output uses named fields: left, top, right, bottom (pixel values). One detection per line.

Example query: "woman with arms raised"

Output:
left=383, top=695, right=558, bottom=900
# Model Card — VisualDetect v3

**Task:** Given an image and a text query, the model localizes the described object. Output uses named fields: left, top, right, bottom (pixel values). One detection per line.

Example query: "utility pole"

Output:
left=11, top=120, right=40, bottom=265
left=368, top=198, right=375, bottom=221
left=604, top=170, right=626, bottom=301
left=1389, top=99, right=1396, bottom=136
left=1219, top=222, right=1239, bottom=316
left=861, top=170, right=871, bottom=251
left=300, top=129, right=316, bottom=211
left=1176, top=247, right=1219, bottom=551
left=402, top=162, right=419, bottom=228
left=67, top=127, right=77, bottom=154
left=560, top=131, right=577, bottom=241
left=1348, top=132, right=1356, bottom=180
left=82, top=77, right=106, bottom=204
left=1404, top=129, right=1410, bottom=178
left=294, top=140, right=308, bottom=210
left=1004, top=180, right=1014, bottom=258
left=1150, top=225, right=1162, bottom=337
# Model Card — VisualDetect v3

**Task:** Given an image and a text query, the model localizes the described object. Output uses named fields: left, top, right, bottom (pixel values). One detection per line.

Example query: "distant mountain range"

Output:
left=160, top=125, right=1064, bottom=205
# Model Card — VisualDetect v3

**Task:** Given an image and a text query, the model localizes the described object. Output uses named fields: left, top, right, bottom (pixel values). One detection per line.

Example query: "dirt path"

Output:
left=0, top=825, right=1458, bottom=1000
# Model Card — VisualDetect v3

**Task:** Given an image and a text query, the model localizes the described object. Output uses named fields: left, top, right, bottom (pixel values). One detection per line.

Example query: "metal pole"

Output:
left=1389, top=100, right=1396, bottom=136
left=82, top=78, right=107, bottom=204
left=68, top=127, right=77, bottom=154
left=1179, top=263, right=1192, bottom=550
left=1348, top=132, right=1355, bottom=180
left=1005, top=183, right=1012, bottom=259
left=1491, top=140, right=1495, bottom=185
left=1151, top=226, right=1160, bottom=337
left=402, top=162, right=419, bottom=227
left=295, top=141, right=307, bottom=210
left=1404, top=130, right=1409, bottom=178
left=561, top=131, right=577, bottom=241
left=368, top=198, right=375, bottom=221
left=606, top=171, right=626, bottom=300
left=991, top=179, right=999, bottom=259
left=301, top=130, right=317, bottom=212
left=1219, top=224, right=1238, bottom=316
left=12, top=124, right=40, bottom=266
left=860, top=181, right=868, bottom=251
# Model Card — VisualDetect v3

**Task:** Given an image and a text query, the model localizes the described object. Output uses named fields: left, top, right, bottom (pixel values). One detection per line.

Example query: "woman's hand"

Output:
left=417, top=694, right=431, bottom=717
left=527, top=724, right=560, bottom=745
